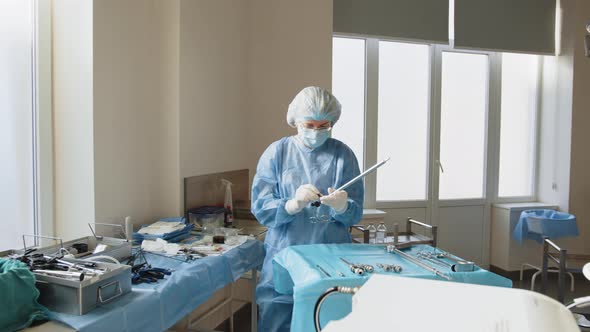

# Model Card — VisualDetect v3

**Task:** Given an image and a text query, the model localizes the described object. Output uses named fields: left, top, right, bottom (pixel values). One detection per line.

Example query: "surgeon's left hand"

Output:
left=320, top=188, right=348, bottom=214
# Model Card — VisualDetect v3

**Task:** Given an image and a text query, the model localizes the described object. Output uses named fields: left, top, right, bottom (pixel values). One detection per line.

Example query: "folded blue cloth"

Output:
left=133, top=217, right=194, bottom=243
left=513, top=209, right=578, bottom=244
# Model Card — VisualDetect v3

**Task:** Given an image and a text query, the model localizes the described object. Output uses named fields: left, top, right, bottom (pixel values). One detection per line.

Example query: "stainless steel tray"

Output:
left=24, top=224, right=132, bottom=262
left=35, top=259, right=132, bottom=315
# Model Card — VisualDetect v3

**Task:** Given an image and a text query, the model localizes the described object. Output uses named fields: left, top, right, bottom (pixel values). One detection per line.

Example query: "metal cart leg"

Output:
left=568, top=272, right=575, bottom=292
left=541, top=238, right=549, bottom=294
left=251, top=269, right=258, bottom=332
left=558, top=247, right=567, bottom=303
left=531, top=270, right=542, bottom=291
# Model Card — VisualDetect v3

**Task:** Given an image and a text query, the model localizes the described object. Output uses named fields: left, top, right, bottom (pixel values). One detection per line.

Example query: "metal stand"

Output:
left=520, top=262, right=575, bottom=293
left=541, top=237, right=568, bottom=303
left=350, top=217, right=437, bottom=248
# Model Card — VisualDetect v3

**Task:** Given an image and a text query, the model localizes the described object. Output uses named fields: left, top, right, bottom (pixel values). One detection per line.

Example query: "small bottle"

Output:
left=376, top=222, right=387, bottom=244
left=124, top=216, right=133, bottom=241
left=367, top=223, right=377, bottom=244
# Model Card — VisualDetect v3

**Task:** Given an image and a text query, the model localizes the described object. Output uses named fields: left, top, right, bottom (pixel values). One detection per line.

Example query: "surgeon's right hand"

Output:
left=285, top=184, right=320, bottom=215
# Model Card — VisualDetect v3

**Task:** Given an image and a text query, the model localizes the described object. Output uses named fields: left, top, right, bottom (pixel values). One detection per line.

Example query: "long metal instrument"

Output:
left=386, top=245, right=451, bottom=280
left=316, top=264, right=332, bottom=277
left=53, top=258, right=106, bottom=275
left=336, top=157, right=390, bottom=192
left=435, top=252, right=475, bottom=272
left=35, top=269, right=86, bottom=281
left=417, top=253, right=451, bottom=268
left=312, top=157, right=390, bottom=207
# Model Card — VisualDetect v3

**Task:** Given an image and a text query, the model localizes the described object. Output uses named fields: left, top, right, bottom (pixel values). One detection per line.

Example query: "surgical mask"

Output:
left=297, top=126, right=331, bottom=149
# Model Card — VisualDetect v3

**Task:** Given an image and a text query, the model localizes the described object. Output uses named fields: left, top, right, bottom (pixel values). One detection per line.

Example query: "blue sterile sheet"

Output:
left=132, top=217, right=194, bottom=243
left=49, top=240, right=264, bottom=332
left=272, top=244, right=512, bottom=332
left=513, top=209, right=578, bottom=244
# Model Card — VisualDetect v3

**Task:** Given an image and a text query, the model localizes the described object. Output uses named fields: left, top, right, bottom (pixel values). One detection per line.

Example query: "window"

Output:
left=438, top=52, right=488, bottom=200
left=498, top=53, right=539, bottom=198
left=331, top=37, right=366, bottom=169
left=0, top=1, right=40, bottom=251
left=332, top=36, right=541, bottom=206
left=377, top=41, right=430, bottom=201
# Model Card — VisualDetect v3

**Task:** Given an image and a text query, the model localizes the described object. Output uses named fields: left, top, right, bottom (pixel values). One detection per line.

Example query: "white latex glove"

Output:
left=320, top=188, right=348, bottom=214
left=285, top=184, right=320, bottom=215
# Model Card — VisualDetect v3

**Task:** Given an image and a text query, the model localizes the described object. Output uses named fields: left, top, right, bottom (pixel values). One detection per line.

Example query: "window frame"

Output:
left=332, top=35, right=541, bottom=210
left=35, top=0, right=55, bottom=240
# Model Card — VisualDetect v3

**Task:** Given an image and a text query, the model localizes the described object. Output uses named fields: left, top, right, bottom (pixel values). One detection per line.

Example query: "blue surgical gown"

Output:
left=251, top=136, right=364, bottom=332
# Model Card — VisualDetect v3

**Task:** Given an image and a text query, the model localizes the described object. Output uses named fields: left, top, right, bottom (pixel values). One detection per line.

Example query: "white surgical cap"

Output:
left=286, top=86, right=342, bottom=128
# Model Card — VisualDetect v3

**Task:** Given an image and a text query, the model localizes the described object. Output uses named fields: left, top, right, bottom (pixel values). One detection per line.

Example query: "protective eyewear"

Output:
left=298, top=123, right=332, bottom=131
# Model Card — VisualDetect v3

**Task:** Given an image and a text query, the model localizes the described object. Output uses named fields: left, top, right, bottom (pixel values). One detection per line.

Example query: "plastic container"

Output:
left=376, top=222, right=387, bottom=244
left=187, top=206, right=226, bottom=235
left=367, top=223, right=377, bottom=244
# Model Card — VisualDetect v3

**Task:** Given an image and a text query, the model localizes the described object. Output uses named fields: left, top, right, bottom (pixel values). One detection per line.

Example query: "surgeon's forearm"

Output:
left=252, top=198, right=296, bottom=229
left=331, top=198, right=363, bottom=227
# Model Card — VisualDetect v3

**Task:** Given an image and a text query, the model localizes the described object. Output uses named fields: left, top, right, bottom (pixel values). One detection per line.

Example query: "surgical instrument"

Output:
left=316, top=264, right=332, bottom=277
left=416, top=252, right=453, bottom=269
left=340, top=258, right=373, bottom=272
left=434, top=252, right=475, bottom=272
left=377, top=263, right=402, bottom=273
left=35, top=269, right=86, bottom=281
left=311, top=157, right=390, bottom=207
left=314, top=286, right=360, bottom=332
left=386, top=245, right=451, bottom=281
left=52, top=257, right=106, bottom=275
left=339, top=258, right=367, bottom=275
left=363, top=264, right=375, bottom=273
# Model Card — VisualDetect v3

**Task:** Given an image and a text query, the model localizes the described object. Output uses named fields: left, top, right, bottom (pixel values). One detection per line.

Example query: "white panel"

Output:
left=0, top=0, right=34, bottom=250
left=332, top=37, right=365, bottom=169
left=490, top=206, right=511, bottom=270
left=437, top=206, right=484, bottom=265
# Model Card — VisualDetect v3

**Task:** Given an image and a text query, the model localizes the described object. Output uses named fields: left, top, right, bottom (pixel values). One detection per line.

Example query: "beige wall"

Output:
left=53, top=0, right=95, bottom=240
left=247, top=0, right=334, bottom=178
left=179, top=0, right=250, bottom=182
left=52, top=0, right=333, bottom=237
left=177, top=0, right=334, bottom=196
left=538, top=0, right=590, bottom=254
left=92, top=0, right=181, bottom=227
left=153, top=0, right=182, bottom=217
left=567, top=0, right=590, bottom=253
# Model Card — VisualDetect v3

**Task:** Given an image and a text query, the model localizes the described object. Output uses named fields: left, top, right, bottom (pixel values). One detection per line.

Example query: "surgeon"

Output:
left=251, top=86, right=364, bottom=331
